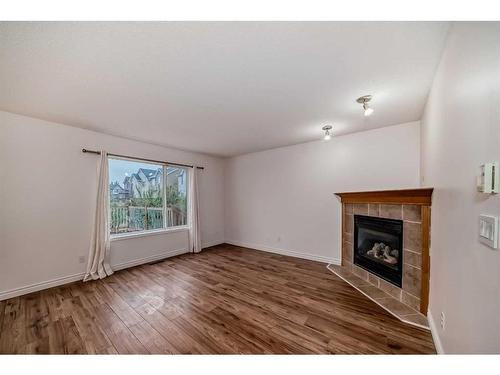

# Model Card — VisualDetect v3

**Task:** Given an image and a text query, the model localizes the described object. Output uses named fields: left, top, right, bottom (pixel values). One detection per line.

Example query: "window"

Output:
left=108, top=157, right=188, bottom=235
left=166, top=166, right=188, bottom=227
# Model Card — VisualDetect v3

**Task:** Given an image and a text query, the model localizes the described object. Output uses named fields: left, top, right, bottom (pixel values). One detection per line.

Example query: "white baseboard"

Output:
left=111, top=247, right=188, bottom=271
left=225, top=239, right=341, bottom=264
left=202, top=240, right=225, bottom=249
left=428, top=309, right=445, bottom=354
left=0, top=247, right=189, bottom=301
left=0, top=272, right=85, bottom=301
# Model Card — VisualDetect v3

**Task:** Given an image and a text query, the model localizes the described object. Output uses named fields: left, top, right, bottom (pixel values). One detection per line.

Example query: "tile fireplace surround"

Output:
left=331, top=188, right=433, bottom=329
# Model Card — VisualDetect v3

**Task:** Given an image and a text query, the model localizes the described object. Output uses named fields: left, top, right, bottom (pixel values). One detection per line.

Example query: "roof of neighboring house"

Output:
left=136, top=168, right=162, bottom=182
left=110, top=181, right=127, bottom=193
left=167, top=167, right=184, bottom=177
left=129, top=168, right=162, bottom=183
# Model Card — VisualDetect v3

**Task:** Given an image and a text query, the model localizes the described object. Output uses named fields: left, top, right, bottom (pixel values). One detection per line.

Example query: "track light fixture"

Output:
left=322, top=125, right=333, bottom=141
left=357, top=95, right=374, bottom=117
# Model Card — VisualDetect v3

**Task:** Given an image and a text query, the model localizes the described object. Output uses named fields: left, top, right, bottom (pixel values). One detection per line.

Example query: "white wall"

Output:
left=421, top=23, right=500, bottom=354
left=224, top=122, right=420, bottom=263
left=0, top=111, right=225, bottom=299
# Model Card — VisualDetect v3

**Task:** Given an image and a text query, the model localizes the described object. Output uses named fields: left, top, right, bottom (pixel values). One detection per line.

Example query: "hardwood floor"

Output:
left=0, top=244, right=436, bottom=354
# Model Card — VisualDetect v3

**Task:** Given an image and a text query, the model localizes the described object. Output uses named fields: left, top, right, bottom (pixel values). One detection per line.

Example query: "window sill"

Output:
left=110, top=226, right=189, bottom=242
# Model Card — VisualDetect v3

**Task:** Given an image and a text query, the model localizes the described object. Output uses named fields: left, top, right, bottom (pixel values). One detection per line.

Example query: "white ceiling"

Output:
left=0, top=22, right=449, bottom=157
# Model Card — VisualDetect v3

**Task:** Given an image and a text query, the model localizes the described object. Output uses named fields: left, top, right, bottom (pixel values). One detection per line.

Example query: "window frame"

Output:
left=108, top=156, right=189, bottom=239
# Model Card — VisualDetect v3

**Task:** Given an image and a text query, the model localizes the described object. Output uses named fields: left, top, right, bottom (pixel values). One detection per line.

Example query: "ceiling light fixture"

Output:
left=357, top=95, right=374, bottom=117
left=322, top=125, right=333, bottom=141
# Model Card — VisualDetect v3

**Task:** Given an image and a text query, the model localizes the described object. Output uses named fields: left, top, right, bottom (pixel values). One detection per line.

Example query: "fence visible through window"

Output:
left=110, top=205, right=186, bottom=234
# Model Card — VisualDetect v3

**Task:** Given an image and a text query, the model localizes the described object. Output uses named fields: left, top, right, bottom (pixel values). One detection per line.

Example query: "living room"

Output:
left=1, top=1, right=499, bottom=370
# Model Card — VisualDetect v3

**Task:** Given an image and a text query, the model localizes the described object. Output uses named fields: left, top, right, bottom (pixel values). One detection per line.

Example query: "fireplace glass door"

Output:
left=354, top=215, right=403, bottom=287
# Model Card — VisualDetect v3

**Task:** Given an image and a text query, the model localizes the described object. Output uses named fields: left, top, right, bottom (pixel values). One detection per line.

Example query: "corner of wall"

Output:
left=427, top=309, right=445, bottom=354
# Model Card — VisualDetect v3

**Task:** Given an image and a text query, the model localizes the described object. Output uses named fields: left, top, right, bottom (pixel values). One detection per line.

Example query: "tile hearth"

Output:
left=327, top=264, right=429, bottom=329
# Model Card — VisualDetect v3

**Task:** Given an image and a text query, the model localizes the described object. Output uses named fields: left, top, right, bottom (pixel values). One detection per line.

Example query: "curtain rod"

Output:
left=82, top=148, right=205, bottom=170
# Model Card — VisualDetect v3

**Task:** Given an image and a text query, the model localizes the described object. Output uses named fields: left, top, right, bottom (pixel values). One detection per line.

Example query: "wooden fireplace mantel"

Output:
left=335, top=188, right=434, bottom=206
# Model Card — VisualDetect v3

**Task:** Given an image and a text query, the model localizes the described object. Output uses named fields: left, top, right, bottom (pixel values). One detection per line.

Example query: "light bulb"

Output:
left=324, top=133, right=331, bottom=141
left=364, top=105, right=374, bottom=117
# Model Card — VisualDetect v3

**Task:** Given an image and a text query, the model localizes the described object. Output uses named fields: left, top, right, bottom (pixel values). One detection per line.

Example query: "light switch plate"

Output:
left=477, top=162, right=499, bottom=194
left=479, top=215, right=498, bottom=249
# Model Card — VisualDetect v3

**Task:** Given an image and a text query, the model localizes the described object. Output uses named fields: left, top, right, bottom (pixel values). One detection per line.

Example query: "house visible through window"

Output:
left=108, top=157, right=188, bottom=235
left=166, top=166, right=188, bottom=227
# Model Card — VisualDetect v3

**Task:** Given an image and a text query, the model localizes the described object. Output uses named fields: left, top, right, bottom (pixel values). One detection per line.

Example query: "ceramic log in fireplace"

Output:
left=354, top=215, right=403, bottom=287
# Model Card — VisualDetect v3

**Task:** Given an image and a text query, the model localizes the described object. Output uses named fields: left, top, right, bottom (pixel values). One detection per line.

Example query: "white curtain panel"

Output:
left=188, top=167, right=202, bottom=253
left=84, top=150, right=113, bottom=281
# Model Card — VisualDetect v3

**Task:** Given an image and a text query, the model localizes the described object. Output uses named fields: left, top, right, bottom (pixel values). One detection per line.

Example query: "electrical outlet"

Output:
left=440, top=312, right=446, bottom=330
left=78, top=255, right=86, bottom=264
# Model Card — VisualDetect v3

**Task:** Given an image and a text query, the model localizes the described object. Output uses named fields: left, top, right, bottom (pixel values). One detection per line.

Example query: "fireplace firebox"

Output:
left=354, top=215, right=403, bottom=287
